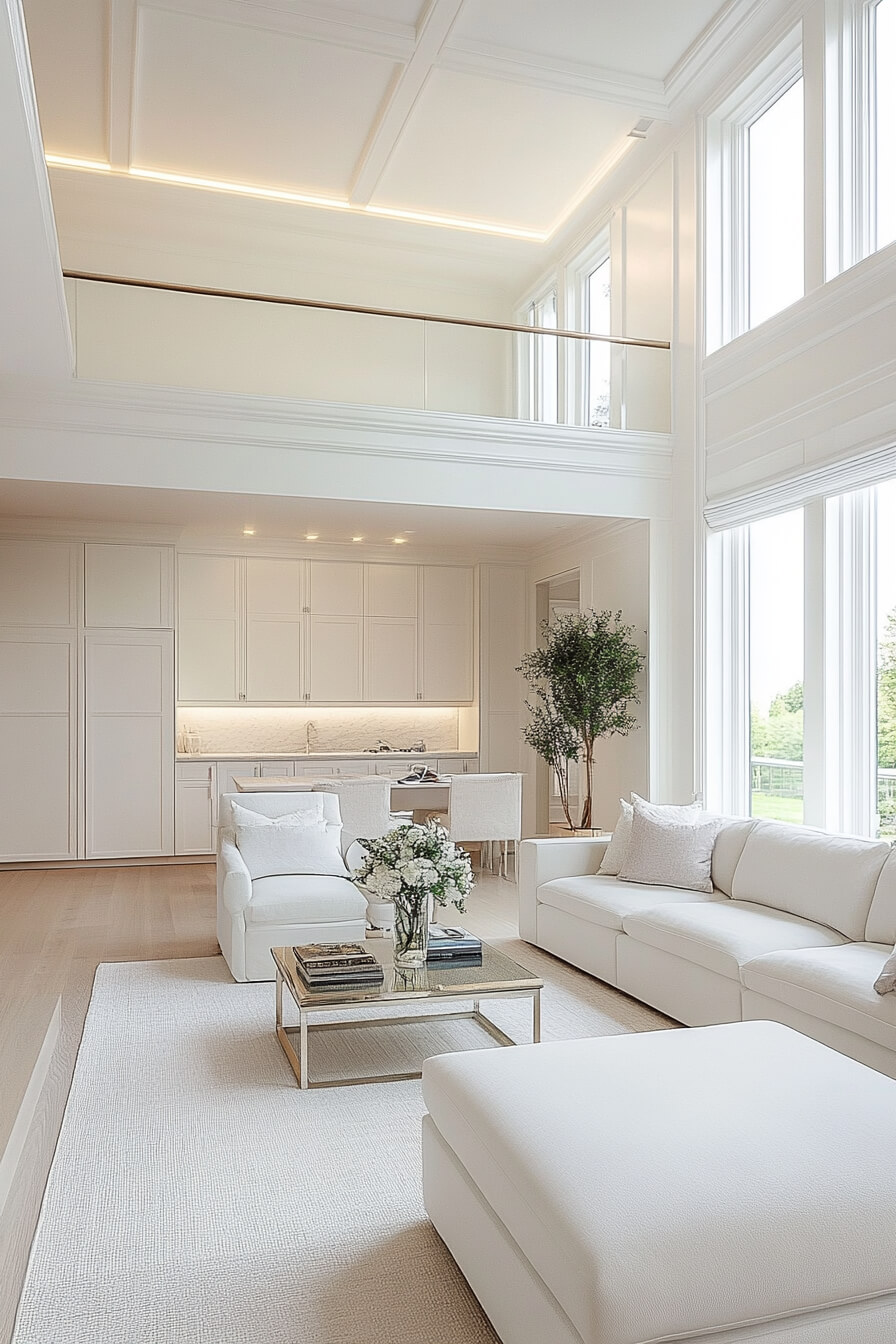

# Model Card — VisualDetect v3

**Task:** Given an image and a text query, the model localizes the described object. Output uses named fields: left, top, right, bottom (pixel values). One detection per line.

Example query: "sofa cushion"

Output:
left=742, top=944, right=896, bottom=1052
left=538, top=873, right=721, bottom=933
left=867, top=848, right=896, bottom=946
left=245, top=874, right=366, bottom=925
left=710, top=818, right=757, bottom=896
left=730, top=821, right=890, bottom=940
left=622, top=900, right=848, bottom=980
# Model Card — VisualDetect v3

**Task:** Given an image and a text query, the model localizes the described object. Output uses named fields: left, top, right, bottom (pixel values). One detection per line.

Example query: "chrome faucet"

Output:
left=305, top=721, right=318, bottom=754
left=373, top=738, right=392, bottom=753
left=409, top=739, right=426, bottom=752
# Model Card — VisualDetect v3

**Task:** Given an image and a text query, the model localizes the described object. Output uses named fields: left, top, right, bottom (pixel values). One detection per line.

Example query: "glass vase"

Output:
left=392, top=893, right=429, bottom=968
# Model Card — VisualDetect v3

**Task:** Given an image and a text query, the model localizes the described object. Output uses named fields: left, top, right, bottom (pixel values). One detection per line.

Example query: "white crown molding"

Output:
left=439, top=39, right=669, bottom=120
left=665, top=0, right=799, bottom=117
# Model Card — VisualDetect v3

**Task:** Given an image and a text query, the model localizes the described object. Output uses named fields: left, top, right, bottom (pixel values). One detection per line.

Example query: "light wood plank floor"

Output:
left=0, top=859, right=521, bottom=1344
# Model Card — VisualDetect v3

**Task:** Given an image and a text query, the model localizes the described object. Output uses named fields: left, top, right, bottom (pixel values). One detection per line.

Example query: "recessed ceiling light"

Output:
left=305, top=533, right=319, bottom=541
left=352, top=536, right=364, bottom=542
left=242, top=527, right=255, bottom=536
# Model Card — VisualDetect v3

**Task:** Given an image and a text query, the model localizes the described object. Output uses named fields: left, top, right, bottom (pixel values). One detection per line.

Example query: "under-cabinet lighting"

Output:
left=242, top=527, right=255, bottom=535
left=393, top=537, right=407, bottom=544
left=305, top=533, right=319, bottom=541
left=352, top=536, right=364, bottom=542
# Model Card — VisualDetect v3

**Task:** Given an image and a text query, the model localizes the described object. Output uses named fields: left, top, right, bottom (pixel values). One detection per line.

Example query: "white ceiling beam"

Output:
left=107, top=0, right=137, bottom=170
left=439, top=40, right=670, bottom=122
left=348, top=0, right=466, bottom=207
left=0, top=0, right=71, bottom=381
left=171, top=0, right=415, bottom=61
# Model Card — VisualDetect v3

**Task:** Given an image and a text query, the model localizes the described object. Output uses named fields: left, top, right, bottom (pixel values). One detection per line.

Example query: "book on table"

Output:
left=426, top=924, right=482, bottom=960
left=292, top=942, right=384, bottom=987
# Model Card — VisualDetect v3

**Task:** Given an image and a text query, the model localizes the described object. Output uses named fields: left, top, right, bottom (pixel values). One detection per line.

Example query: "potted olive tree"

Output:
left=518, top=609, right=644, bottom=832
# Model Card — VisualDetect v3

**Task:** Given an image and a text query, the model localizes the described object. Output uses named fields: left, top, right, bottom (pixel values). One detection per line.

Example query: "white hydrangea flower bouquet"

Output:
left=352, top=820, right=474, bottom=966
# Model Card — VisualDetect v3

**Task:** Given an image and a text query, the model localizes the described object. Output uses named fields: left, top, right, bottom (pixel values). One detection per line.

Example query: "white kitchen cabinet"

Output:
left=259, top=760, right=294, bottom=777
left=421, top=566, right=474, bottom=702
left=365, top=617, right=417, bottom=702
left=175, top=762, right=215, bottom=854
left=85, top=543, right=174, bottom=629
left=245, top=558, right=305, bottom=703
left=85, top=630, right=174, bottom=858
left=0, top=628, right=78, bottom=860
left=0, top=539, right=78, bottom=628
left=309, top=615, right=364, bottom=702
left=309, top=561, right=363, bottom=616
left=177, top=554, right=241, bottom=702
left=366, top=564, right=417, bottom=618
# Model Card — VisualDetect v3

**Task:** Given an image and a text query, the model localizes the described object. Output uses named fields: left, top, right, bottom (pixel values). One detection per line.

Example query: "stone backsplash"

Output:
left=175, top=706, right=459, bottom=755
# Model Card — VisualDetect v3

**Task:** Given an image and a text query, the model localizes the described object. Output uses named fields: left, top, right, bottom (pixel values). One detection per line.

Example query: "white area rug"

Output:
left=14, top=940, right=669, bottom=1343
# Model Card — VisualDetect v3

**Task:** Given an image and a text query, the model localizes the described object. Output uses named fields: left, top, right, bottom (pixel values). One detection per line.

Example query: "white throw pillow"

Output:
left=230, top=798, right=324, bottom=829
left=598, top=800, right=634, bottom=875
left=617, top=799, right=723, bottom=893
left=874, top=946, right=896, bottom=996
left=599, top=794, right=701, bottom=877
left=235, top=814, right=349, bottom=880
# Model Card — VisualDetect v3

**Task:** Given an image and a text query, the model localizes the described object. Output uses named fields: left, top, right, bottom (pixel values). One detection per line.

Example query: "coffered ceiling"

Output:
left=24, top=0, right=730, bottom=273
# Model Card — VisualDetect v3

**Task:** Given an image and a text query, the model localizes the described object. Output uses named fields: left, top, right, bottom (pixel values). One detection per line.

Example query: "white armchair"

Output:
left=216, top=792, right=368, bottom=982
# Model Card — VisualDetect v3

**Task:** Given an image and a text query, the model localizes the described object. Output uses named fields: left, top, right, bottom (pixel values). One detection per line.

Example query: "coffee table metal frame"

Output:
left=272, top=943, right=542, bottom=1090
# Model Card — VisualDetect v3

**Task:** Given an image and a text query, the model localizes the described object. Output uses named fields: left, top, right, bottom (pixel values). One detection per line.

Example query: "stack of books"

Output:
left=427, top=924, right=483, bottom=964
left=292, top=942, right=384, bottom=989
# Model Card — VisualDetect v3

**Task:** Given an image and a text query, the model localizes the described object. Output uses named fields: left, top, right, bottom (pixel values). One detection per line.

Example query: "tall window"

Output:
left=705, top=33, right=803, bottom=350
left=874, top=0, right=896, bottom=249
left=749, top=510, right=804, bottom=823
left=525, top=291, right=558, bottom=423
left=877, top=479, right=896, bottom=833
left=747, top=79, right=804, bottom=328
left=586, top=258, right=611, bottom=427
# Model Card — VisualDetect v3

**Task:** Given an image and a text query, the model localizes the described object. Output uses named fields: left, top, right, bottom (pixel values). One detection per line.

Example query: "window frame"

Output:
left=705, top=30, right=804, bottom=351
left=565, top=229, right=613, bottom=428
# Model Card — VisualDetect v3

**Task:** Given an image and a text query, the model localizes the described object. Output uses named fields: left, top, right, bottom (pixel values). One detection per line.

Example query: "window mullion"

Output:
left=705, top=528, right=751, bottom=815
left=823, top=490, right=878, bottom=834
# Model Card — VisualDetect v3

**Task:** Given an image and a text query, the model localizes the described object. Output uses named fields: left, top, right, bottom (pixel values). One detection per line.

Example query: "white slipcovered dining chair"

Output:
left=317, top=777, right=412, bottom=930
left=444, top=772, right=523, bottom=879
left=216, top=791, right=367, bottom=982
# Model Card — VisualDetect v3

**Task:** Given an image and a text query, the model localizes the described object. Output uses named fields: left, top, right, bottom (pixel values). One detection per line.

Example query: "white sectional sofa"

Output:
left=519, top=818, right=896, bottom=1077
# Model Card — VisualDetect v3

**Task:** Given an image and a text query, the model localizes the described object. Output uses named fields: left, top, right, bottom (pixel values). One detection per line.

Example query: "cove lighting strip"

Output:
left=44, top=156, right=547, bottom=242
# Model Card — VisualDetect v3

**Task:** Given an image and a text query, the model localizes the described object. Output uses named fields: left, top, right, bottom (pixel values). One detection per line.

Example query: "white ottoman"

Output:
left=422, top=1021, right=896, bottom=1344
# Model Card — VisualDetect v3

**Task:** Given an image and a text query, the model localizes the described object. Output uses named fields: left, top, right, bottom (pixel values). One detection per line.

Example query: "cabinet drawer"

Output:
left=177, top=762, right=214, bottom=782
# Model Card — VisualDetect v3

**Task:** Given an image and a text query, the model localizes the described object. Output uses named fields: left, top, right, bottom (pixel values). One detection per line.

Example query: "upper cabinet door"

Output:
left=245, top=557, right=304, bottom=702
left=177, top=554, right=241, bottom=702
left=365, top=618, right=418, bottom=702
left=366, top=564, right=417, bottom=618
left=421, top=566, right=474, bottom=703
left=309, top=561, right=363, bottom=616
left=85, top=543, right=174, bottom=628
left=0, top=539, right=78, bottom=627
left=309, top=615, right=363, bottom=702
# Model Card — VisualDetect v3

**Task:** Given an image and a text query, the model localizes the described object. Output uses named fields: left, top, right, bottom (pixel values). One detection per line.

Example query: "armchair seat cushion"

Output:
left=742, top=943, right=896, bottom=1052
left=538, top=874, right=721, bottom=933
left=244, top=875, right=367, bottom=926
left=622, top=900, right=848, bottom=980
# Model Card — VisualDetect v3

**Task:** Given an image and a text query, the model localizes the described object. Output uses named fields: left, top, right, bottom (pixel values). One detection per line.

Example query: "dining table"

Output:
left=230, top=774, right=450, bottom=819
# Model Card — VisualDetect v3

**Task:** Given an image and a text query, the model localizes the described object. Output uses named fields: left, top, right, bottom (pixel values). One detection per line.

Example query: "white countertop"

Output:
left=175, top=750, right=475, bottom=762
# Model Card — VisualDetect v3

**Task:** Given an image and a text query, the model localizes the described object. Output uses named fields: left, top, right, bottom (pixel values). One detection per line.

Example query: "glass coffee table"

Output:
left=272, top=939, right=543, bottom=1089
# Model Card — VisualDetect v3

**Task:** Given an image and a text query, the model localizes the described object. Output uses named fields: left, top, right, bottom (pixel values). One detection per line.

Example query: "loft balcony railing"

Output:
left=63, top=271, right=671, bottom=434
